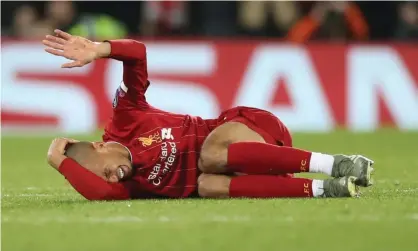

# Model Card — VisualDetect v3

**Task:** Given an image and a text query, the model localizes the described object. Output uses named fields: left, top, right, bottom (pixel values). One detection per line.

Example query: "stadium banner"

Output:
left=1, top=41, right=418, bottom=134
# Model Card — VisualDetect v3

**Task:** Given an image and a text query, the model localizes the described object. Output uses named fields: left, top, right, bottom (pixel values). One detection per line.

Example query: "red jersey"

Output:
left=102, top=40, right=216, bottom=198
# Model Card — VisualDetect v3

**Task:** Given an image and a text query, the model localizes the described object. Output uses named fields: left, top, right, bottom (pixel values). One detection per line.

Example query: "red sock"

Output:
left=229, top=175, right=313, bottom=198
left=227, top=142, right=311, bottom=174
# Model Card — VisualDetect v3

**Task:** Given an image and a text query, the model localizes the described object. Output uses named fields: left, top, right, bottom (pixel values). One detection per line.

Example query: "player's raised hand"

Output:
left=47, top=137, right=79, bottom=170
left=42, top=29, right=102, bottom=68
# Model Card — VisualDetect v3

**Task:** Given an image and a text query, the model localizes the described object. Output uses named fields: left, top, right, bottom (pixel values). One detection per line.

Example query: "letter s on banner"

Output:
left=145, top=43, right=220, bottom=119
left=1, top=43, right=96, bottom=133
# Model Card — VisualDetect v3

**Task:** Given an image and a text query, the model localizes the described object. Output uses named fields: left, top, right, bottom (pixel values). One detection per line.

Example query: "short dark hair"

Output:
left=65, top=141, right=95, bottom=165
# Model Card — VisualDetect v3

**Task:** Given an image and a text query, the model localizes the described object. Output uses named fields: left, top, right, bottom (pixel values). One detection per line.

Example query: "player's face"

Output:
left=88, top=142, right=133, bottom=183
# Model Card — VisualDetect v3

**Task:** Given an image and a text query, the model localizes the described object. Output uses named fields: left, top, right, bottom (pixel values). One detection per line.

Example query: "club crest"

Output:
left=138, top=133, right=162, bottom=147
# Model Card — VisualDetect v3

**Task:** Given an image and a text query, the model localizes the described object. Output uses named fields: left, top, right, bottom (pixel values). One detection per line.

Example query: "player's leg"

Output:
left=197, top=173, right=360, bottom=198
left=198, top=122, right=374, bottom=187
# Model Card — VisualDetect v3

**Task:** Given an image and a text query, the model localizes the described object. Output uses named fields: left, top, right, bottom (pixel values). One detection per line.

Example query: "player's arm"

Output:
left=42, top=29, right=149, bottom=106
left=102, top=39, right=149, bottom=107
left=59, top=158, right=134, bottom=200
left=47, top=138, right=142, bottom=200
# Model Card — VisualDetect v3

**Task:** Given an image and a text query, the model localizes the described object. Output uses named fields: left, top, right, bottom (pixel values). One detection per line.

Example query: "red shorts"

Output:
left=203, top=106, right=293, bottom=178
left=216, top=106, right=293, bottom=147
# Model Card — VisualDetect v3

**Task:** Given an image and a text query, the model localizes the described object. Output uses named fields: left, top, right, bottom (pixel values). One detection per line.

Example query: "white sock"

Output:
left=309, top=152, right=334, bottom=175
left=312, top=179, right=324, bottom=197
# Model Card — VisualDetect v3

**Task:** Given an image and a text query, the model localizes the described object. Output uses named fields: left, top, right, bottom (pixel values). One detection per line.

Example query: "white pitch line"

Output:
left=2, top=193, right=75, bottom=197
left=410, top=214, right=418, bottom=220
left=2, top=215, right=418, bottom=225
left=2, top=194, right=54, bottom=197
left=380, top=188, right=418, bottom=193
left=1, top=187, right=74, bottom=193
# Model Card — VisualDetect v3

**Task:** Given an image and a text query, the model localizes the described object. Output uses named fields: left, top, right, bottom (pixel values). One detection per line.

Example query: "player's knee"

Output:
left=197, top=174, right=230, bottom=198
left=198, top=147, right=228, bottom=173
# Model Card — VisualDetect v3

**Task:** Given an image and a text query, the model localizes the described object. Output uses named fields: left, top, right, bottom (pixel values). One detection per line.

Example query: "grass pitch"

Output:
left=2, top=130, right=418, bottom=251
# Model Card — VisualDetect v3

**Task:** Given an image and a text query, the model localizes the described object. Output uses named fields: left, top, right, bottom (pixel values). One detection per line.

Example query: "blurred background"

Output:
left=2, top=1, right=418, bottom=41
left=1, top=0, right=417, bottom=134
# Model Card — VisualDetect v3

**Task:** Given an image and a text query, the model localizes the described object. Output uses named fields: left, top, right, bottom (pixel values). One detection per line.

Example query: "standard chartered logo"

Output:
left=147, top=128, right=177, bottom=186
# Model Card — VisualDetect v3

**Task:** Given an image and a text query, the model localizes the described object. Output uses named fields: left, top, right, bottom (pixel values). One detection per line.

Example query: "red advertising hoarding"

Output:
left=2, top=40, right=417, bottom=133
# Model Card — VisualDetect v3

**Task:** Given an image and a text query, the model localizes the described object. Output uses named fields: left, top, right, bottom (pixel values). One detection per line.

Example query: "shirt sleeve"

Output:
left=58, top=158, right=146, bottom=200
left=105, top=39, right=150, bottom=107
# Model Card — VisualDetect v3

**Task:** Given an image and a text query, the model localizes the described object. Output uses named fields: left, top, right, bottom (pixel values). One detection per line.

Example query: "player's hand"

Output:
left=42, top=29, right=106, bottom=68
left=47, top=137, right=79, bottom=170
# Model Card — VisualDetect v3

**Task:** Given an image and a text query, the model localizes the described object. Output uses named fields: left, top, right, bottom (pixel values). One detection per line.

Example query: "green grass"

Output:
left=2, top=129, right=418, bottom=251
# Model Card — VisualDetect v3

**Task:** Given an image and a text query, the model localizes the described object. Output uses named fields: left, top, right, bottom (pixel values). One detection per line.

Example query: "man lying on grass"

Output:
left=45, top=29, right=375, bottom=200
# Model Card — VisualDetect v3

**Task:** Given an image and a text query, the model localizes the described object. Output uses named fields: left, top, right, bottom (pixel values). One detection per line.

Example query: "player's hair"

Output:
left=65, top=141, right=96, bottom=165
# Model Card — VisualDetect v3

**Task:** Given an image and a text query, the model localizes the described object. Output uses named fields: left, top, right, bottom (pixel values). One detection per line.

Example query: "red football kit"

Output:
left=58, top=39, right=296, bottom=200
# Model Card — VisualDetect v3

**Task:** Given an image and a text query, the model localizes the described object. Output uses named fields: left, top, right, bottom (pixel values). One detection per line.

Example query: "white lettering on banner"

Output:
left=105, top=59, right=124, bottom=102
left=1, top=44, right=96, bottom=133
left=146, top=81, right=220, bottom=119
left=146, top=44, right=215, bottom=74
left=105, top=45, right=220, bottom=119
left=147, top=45, right=219, bottom=119
left=348, top=47, right=418, bottom=131
left=233, top=46, right=335, bottom=132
